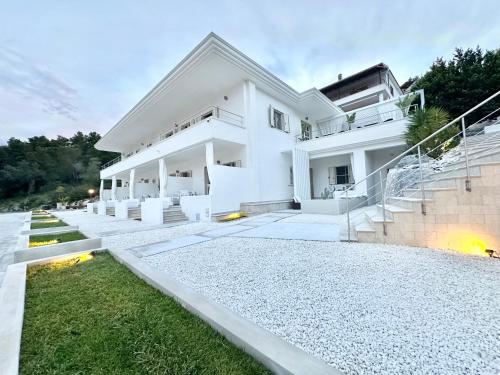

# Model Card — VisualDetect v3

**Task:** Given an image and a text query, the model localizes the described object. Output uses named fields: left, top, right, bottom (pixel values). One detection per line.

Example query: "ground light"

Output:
left=485, top=249, right=499, bottom=258
left=219, top=212, right=248, bottom=222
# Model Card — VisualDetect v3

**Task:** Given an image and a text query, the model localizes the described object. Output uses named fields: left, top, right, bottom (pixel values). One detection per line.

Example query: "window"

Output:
left=329, top=166, right=351, bottom=185
left=289, top=166, right=294, bottom=185
left=301, top=120, right=312, bottom=140
left=269, top=106, right=289, bottom=132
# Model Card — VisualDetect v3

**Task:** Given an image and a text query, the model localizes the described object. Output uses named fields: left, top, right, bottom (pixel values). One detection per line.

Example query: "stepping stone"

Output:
left=201, top=225, right=254, bottom=238
left=133, top=235, right=211, bottom=257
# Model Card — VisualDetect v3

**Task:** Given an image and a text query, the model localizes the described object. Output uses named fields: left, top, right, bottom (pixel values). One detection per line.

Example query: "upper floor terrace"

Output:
left=297, top=90, right=424, bottom=146
left=100, top=105, right=246, bottom=178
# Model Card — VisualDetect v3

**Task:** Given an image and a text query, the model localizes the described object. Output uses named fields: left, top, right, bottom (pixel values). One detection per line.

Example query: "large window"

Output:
left=329, top=165, right=351, bottom=185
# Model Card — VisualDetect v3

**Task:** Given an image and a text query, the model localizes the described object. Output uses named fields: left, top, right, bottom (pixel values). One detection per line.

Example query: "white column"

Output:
left=243, top=80, right=260, bottom=201
left=158, top=158, right=168, bottom=198
left=111, top=175, right=117, bottom=201
left=351, top=150, right=368, bottom=195
left=292, top=148, right=311, bottom=202
left=99, top=179, right=104, bottom=201
left=129, top=168, right=136, bottom=200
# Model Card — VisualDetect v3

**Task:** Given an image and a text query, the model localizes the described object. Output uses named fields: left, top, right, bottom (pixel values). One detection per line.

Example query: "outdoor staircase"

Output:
left=128, top=207, right=141, bottom=220
left=163, top=206, right=188, bottom=224
left=106, top=206, right=115, bottom=216
left=353, top=130, right=500, bottom=254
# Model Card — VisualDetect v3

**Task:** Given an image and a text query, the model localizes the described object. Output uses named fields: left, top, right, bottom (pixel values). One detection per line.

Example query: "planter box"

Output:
left=20, top=226, right=79, bottom=236
left=14, top=238, right=102, bottom=263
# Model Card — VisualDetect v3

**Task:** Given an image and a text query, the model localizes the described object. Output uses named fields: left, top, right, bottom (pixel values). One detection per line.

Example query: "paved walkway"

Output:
left=0, top=212, right=26, bottom=287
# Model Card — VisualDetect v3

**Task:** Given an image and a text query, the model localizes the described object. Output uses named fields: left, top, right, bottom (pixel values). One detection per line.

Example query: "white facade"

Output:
left=95, top=33, right=424, bottom=220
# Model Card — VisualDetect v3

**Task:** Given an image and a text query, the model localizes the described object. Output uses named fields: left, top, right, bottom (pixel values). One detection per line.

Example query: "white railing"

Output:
left=297, top=91, right=423, bottom=142
left=101, top=106, right=243, bottom=170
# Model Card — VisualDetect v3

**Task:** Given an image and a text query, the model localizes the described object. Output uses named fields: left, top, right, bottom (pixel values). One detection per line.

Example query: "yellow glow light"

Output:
left=219, top=212, right=248, bottom=222
left=432, top=229, right=490, bottom=257
left=88, top=188, right=95, bottom=195
left=29, top=239, right=60, bottom=248
left=46, top=253, right=95, bottom=270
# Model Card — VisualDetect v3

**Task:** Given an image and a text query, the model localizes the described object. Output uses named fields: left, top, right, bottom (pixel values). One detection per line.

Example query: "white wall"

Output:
left=209, top=165, right=253, bottom=214
left=180, top=195, right=211, bottom=221
left=251, top=87, right=304, bottom=202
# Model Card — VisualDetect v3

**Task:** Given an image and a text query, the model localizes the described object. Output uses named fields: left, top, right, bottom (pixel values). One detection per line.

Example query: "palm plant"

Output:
left=405, top=107, right=458, bottom=159
left=345, top=113, right=356, bottom=130
left=396, top=93, right=417, bottom=117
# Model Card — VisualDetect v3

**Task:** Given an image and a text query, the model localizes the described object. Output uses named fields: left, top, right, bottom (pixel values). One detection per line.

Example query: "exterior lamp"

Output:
left=88, top=188, right=96, bottom=202
left=485, top=249, right=498, bottom=258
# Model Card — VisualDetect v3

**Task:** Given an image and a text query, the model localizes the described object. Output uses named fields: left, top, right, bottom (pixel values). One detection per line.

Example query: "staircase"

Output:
left=163, top=206, right=188, bottom=224
left=345, top=92, right=500, bottom=256
left=106, top=206, right=115, bottom=216
left=128, top=207, right=141, bottom=220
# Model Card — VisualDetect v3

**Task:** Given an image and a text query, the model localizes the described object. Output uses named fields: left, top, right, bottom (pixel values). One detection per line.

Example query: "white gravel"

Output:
left=144, top=237, right=500, bottom=375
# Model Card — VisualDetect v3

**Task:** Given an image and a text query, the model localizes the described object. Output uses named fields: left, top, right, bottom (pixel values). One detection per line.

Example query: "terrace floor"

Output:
left=5, top=209, right=500, bottom=374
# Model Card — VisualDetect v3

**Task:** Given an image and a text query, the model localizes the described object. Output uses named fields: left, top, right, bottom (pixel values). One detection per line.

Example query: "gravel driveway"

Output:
left=145, top=237, right=500, bottom=375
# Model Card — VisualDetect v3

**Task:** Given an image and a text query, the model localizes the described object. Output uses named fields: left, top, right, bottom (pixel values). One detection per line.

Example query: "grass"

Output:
left=31, top=214, right=56, bottom=220
left=29, top=231, right=86, bottom=247
left=20, top=253, right=271, bottom=375
left=30, top=220, right=68, bottom=230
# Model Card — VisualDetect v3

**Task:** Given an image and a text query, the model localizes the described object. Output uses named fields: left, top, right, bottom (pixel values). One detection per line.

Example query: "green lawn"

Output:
left=31, top=215, right=56, bottom=220
left=20, top=253, right=271, bottom=375
left=29, top=231, right=86, bottom=247
left=30, top=220, right=68, bottom=230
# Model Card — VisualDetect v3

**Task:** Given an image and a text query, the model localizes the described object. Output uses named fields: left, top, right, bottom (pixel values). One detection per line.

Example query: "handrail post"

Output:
left=417, top=146, right=426, bottom=215
left=379, top=170, right=387, bottom=236
left=462, top=117, right=472, bottom=192
left=346, top=189, right=351, bottom=242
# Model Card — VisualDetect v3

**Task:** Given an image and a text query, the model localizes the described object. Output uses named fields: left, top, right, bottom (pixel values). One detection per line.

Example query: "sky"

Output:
left=0, top=0, right=499, bottom=143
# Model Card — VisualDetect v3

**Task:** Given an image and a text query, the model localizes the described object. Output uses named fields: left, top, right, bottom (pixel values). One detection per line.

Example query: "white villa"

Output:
left=93, top=33, right=424, bottom=225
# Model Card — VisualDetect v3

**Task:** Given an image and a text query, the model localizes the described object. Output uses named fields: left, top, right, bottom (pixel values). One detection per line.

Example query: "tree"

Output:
left=405, top=107, right=458, bottom=158
left=412, top=47, right=500, bottom=124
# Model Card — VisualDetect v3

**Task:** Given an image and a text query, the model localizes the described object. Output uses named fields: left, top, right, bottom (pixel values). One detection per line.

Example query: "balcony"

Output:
left=101, top=106, right=244, bottom=171
left=297, top=91, right=423, bottom=143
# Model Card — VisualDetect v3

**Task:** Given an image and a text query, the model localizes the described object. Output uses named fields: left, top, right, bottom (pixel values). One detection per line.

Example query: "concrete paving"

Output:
left=230, top=221, right=341, bottom=241
left=132, top=235, right=212, bottom=257
left=201, top=224, right=254, bottom=238
left=0, top=213, right=27, bottom=287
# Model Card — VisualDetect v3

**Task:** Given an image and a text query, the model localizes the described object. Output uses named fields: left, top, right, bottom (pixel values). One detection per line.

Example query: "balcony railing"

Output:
left=101, top=106, right=243, bottom=170
left=160, top=106, right=243, bottom=141
left=297, top=104, right=419, bottom=142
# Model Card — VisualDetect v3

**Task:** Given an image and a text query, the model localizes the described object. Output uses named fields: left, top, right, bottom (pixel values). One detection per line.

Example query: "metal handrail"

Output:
left=344, top=90, right=500, bottom=241
left=297, top=104, right=419, bottom=142
left=101, top=156, right=122, bottom=170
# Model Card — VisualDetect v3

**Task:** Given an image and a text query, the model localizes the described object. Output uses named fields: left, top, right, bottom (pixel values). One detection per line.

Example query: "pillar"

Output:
left=129, top=168, right=135, bottom=199
left=99, top=179, right=104, bottom=201
left=351, top=150, right=368, bottom=195
left=158, top=158, right=168, bottom=198
left=111, top=175, right=117, bottom=201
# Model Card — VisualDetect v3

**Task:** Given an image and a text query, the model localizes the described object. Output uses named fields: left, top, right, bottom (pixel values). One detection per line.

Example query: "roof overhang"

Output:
left=96, top=33, right=342, bottom=152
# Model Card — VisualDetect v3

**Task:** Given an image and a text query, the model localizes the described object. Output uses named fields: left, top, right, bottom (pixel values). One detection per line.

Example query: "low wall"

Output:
left=301, top=196, right=367, bottom=215
left=97, top=200, right=115, bottom=215
left=209, top=166, right=254, bottom=214
left=21, top=226, right=79, bottom=235
left=141, top=198, right=172, bottom=225
left=180, top=195, right=211, bottom=221
left=14, top=238, right=102, bottom=263
left=240, top=200, right=293, bottom=214
left=115, top=200, right=139, bottom=219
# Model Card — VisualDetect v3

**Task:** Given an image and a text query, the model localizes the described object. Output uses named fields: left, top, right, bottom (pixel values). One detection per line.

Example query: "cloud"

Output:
left=0, top=46, right=79, bottom=120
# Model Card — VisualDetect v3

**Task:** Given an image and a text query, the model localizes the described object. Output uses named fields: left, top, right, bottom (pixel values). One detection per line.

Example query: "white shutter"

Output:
left=348, top=165, right=354, bottom=184
left=285, top=114, right=290, bottom=133
left=269, top=105, right=275, bottom=128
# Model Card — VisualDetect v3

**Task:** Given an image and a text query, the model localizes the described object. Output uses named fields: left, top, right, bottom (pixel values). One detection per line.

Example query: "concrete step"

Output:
left=402, top=187, right=457, bottom=199
left=376, top=204, right=413, bottom=220
left=386, top=196, right=432, bottom=211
